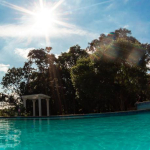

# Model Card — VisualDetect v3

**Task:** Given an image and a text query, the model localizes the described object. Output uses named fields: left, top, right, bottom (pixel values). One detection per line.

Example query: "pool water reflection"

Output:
left=0, top=113, right=150, bottom=150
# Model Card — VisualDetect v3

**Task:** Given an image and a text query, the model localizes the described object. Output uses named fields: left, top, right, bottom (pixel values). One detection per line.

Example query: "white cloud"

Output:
left=0, top=64, right=10, bottom=73
left=0, top=24, right=30, bottom=38
left=14, top=48, right=34, bottom=59
left=55, top=54, right=60, bottom=58
left=123, top=24, right=129, bottom=28
left=0, top=23, right=96, bottom=39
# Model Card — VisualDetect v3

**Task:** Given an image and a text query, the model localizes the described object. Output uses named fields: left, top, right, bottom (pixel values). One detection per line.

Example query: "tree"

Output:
left=1, top=28, right=150, bottom=115
left=71, top=34, right=149, bottom=113
left=1, top=67, right=26, bottom=95
left=24, top=48, right=63, bottom=115
left=57, top=45, right=88, bottom=114
left=87, top=28, right=141, bottom=53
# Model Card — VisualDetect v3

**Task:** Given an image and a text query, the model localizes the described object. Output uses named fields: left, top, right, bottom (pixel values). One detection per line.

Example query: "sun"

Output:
left=34, top=8, right=56, bottom=31
left=1, top=0, right=73, bottom=45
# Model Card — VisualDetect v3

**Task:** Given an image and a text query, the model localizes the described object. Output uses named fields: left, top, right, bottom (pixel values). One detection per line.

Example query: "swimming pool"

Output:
left=0, top=112, right=150, bottom=150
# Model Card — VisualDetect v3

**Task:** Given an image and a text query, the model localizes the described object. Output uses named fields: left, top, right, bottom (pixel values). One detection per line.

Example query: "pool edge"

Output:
left=0, top=109, right=150, bottom=120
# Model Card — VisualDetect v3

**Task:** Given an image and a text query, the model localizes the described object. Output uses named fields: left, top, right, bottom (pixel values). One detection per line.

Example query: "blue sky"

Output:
left=0, top=0, right=150, bottom=92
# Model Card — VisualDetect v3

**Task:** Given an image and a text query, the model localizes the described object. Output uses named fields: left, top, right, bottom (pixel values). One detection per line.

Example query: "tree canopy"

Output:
left=1, top=28, right=150, bottom=115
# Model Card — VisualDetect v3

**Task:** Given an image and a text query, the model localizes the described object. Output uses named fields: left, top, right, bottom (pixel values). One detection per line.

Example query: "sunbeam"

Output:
left=39, top=0, right=44, bottom=9
left=0, top=0, right=68, bottom=46
left=0, top=0, right=112, bottom=46
left=51, top=0, right=64, bottom=11
left=64, top=0, right=113, bottom=13
left=1, top=1, right=35, bottom=16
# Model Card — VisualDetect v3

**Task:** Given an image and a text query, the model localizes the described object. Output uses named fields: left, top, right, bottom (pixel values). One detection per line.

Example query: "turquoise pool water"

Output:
left=0, top=112, right=150, bottom=150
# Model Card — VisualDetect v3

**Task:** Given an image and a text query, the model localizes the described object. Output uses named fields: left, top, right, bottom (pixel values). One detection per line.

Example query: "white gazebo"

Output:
left=22, top=94, right=50, bottom=117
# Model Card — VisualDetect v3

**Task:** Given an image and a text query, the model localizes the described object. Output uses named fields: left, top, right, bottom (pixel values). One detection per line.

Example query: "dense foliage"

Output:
left=1, top=28, right=150, bottom=115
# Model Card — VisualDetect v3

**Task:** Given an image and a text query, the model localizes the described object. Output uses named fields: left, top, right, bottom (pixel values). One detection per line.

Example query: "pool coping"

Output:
left=0, top=109, right=150, bottom=119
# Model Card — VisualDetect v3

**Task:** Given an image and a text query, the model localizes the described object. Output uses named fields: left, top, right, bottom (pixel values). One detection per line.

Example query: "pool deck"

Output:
left=0, top=109, right=150, bottom=119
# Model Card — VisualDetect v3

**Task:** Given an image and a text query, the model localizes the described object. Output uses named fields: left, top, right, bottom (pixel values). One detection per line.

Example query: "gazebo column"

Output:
left=46, top=99, right=50, bottom=116
left=38, top=98, right=42, bottom=116
left=32, top=99, right=36, bottom=116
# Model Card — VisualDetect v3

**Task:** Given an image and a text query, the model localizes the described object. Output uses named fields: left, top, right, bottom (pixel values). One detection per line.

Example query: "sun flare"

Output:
left=1, top=0, right=74, bottom=45
left=34, top=8, right=56, bottom=30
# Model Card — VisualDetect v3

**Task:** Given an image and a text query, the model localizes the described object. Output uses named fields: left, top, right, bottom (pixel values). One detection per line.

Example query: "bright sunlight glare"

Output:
left=34, top=8, right=56, bottom=31
left=1, top=0, right=75, bottom=45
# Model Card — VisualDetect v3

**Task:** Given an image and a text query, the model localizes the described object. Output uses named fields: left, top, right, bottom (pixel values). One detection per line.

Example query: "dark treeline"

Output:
left=1, top=28, right=150, bottom=115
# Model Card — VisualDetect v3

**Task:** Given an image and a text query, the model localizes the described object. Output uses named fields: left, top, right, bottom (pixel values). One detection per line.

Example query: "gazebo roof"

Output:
left=22, top=94, right=50, bottom=100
